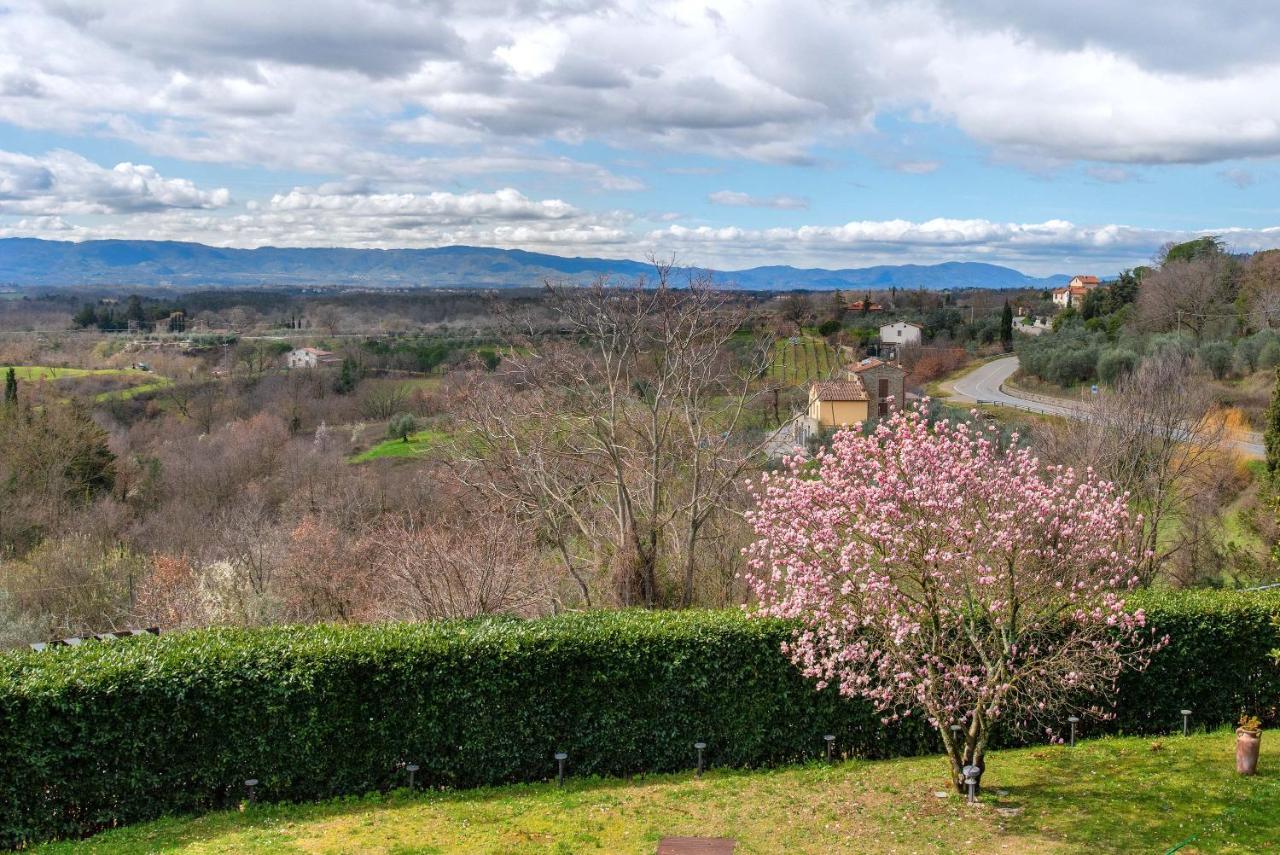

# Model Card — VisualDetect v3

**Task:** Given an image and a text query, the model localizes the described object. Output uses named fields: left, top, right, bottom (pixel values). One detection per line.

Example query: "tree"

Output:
left=1039, top=351, right=1227, bottom=583
left=334, top=358, right=358, bottom=395
left=1266, top=369, right=1280, bottom=478
left=1197, top=340, right=1233, bottom=380
left=124, top=294, right=146, bottom=326
left=1159, top=236, right=1224, bottom=266
left=462, top=262, right=771, bottom=608
left=72, top=303, right=99, bottom=329
left=1136, top=255, right=1237, bottom=342
left=778, top=292, right=813, bottom=328
left=1096, top=348, right=1138, bottom=385
left=825, top=290, right=846, bottom=325
left=1240, top=250, right=1280, bottom=331
left=744, top=403, right=1155, bottom=793
left=387, top=413, right=418, bottom=442
left=3, top=367, right=16, bottom=406
left=1000, top=300, right=1014, bottom=352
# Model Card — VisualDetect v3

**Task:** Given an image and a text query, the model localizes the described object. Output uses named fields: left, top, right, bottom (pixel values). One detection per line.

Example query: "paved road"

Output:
left=950, top=356, right=1265, bottom=458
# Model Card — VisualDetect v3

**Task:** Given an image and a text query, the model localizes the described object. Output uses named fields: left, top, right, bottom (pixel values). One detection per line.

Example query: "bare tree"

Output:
left=777, top=292, right=813, bottom=329
left=1135, top=255, right=1236, bottom=341
left=1037, top=351, right=1228, bottom=582
left=459, top=262, right=772, bottom=607
left=1240, top=249, right=1280, bottom=331
left=366, top=512, right=546, bottom=620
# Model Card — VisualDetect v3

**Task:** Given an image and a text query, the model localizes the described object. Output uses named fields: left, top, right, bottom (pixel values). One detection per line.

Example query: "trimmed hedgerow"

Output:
left=0, top=592, right=1277, bottom=847
left=1114, top=589, right=1280, bottom=732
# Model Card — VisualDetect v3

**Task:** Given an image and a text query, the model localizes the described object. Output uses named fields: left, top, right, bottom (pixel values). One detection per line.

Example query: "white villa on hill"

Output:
left=1052, top=275, right=1101, bottom=308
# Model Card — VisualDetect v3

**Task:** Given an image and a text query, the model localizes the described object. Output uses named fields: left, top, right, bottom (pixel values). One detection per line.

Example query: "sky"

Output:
left=2, top=1, right=1280, bottom=275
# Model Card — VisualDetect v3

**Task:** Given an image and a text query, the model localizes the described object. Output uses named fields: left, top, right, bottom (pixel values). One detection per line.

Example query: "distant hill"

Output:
left=0, top=238, right=1072, bottom=290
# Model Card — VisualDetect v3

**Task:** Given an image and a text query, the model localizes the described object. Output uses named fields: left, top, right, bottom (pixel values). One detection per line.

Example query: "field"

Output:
left=9, top=366, right=141, bottom=381
left=767, top=334, right=840, bottom=385
left=349, top=428, right=450, bottom=462
left=36, top=730, right=1278, bottom=854
left=6, top=365, right=173, bottom=402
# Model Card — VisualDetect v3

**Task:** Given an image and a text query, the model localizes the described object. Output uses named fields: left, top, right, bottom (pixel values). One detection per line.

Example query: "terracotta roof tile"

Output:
left=812, top=378, right=868, bottom=401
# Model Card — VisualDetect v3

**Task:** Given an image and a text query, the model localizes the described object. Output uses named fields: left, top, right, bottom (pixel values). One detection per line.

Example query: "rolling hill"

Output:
left=0, top=238, right=1072, bottom=290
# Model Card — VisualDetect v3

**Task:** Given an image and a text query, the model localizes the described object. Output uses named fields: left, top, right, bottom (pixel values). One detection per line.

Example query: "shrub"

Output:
left=1198, top=341, right=1234, bottom=380
left=0, top=593, right=1277, bottom=846
left=1097, top=348, right=1138, bottom=385
left=1147, top=332, right=1195, bottom=362
left=816, top=319, right=843, bottom=337
left=1260, top=339, right=1280, bottom=370
left=1047, top=347, right=1098, bottom=386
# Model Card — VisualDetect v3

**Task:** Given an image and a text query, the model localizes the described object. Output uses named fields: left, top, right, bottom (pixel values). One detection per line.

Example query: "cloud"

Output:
left=708, top=190, right=809, bottom=210
left=7, top=0, right=1280, bottom=174
left=0, top=182, right=633, bottom=254
left=1085, top=166, right=1135, bottom=184
left=1219, top=168, right=1256, bottom=189
left=9, top=197, right=1280, bottom=276
left=646, top=217, right=1280, bottom=272
left=0, top=149, right=231, bottom=214
left=894, top=160, right=941, bottom=175
left=39, top=0, right=462, bottom=77
left=267, top=187, right=579, bottom=222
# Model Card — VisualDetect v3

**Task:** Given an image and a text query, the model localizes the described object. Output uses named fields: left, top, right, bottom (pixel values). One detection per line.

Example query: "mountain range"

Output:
left=0, top=238, right=1073, bottom=290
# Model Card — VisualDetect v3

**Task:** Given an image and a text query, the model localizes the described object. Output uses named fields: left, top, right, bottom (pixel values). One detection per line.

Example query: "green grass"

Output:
left=4, top=365, right=173, bottom=402
left=94, top=377, right=174, bottom=402
left=35, top=731, right=1280, bottom=854
left=768, top=335, right=839, bottom=385
left=350, top=429, right=449, bottom=462
left=8, top=366, right=139, bottom=381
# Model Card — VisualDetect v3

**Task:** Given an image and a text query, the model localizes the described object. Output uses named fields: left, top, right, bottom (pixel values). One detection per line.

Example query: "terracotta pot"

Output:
left=1236, top=728, right=1261, bottom=776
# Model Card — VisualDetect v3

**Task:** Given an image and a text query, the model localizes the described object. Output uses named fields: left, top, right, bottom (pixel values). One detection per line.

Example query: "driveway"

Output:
left=949, top=356, right=1265, bottom=458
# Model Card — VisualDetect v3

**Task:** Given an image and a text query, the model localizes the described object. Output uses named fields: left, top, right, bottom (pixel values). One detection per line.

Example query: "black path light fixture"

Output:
left=405, top=763, right=419, bottom=790
left=1067, top=716, right=1080, bottom=747
left=554, top=752, right=568, bottom=788
left=1181, top=709, right=1192, bottom=737
left=824, top=733, right=835, bottom=763
left=694, top=742, right=707, bottom=778
left=244, top=778, right=259, bottom=805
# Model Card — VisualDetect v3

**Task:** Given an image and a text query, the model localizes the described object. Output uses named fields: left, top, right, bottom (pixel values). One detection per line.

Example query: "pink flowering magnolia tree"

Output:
left=744, top=403, right=1158, bottom=792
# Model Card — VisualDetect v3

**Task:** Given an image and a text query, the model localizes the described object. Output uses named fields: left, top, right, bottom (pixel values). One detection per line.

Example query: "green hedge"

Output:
left=0, top=592, right=1277, bottom=847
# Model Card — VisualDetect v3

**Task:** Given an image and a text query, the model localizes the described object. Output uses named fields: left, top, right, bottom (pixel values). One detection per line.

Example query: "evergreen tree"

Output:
left=1000, top=301, right=1014, bottom=352
left=334, top=358, right=357, bottom=394
left=72, top=303, right=98, bottom=329
left=3, top=367, right=16, bottom=406
left=825, top=290, right=846, bottom=325
left=1266, top=368, right=1280, bottom=477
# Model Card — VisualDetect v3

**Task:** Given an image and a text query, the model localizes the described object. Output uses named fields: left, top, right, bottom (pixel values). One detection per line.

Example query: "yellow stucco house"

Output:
left=808, top=378, right=870, bottom=427
left=808, top=359, right=908, bottom=428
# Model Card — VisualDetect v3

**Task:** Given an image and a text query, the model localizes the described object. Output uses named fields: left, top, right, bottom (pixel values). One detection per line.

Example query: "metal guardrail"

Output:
left=975, top=398, right=1034, bottom=413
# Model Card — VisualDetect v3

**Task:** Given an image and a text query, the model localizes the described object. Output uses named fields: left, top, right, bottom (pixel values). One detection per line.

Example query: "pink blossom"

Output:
left=741, top=402, right=1156, bottom=782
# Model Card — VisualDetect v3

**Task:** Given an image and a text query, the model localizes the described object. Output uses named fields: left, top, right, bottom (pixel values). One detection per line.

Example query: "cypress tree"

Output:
left=3, top=367, right=16, bottom=406
left=1266, top=368, right=1280, bottom=477
left=1000, top=301, right=1014, bottom=352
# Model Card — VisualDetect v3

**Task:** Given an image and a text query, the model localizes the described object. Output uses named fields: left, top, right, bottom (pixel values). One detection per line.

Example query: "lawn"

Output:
left=36, top=731, right=1279, bottom=854
left=350, top=428, right=450, bottom=462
